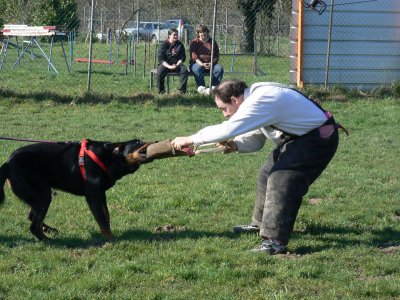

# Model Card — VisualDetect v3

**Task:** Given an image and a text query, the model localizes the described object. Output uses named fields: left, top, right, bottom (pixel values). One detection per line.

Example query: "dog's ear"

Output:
left=104, top=143, right=122, bottom=154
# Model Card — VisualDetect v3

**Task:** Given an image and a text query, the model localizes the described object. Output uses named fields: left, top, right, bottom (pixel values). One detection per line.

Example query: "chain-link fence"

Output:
left=0, top=0, right=291, bottom=97
left=291, top=0, right=400, bottom=91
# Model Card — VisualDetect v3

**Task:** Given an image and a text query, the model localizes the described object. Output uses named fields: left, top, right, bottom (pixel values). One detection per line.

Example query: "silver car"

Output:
left=149, top=19, right=194, bottom=44
left=124, top=22, right=160, bottom=40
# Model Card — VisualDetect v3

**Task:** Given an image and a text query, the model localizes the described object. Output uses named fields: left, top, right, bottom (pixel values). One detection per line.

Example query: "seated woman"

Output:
left=189, top=25, right=224, bottom=94
left=157, top=28, right=188, bottom=94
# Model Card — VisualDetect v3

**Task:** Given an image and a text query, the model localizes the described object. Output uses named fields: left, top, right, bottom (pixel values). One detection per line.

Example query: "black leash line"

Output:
left=0, top=136, right=71, bottom=144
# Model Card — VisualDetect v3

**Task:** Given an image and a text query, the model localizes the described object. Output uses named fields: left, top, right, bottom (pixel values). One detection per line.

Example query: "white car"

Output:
left=149, top=19, right=194, bottom=44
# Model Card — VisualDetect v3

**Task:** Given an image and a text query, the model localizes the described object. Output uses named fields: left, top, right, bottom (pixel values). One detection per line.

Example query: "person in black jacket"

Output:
left=157, top=28, right=188, bottom=94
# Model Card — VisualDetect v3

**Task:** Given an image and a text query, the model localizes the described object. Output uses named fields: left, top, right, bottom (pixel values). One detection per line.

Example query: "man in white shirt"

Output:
left=171, top=80, right=340, bottom=254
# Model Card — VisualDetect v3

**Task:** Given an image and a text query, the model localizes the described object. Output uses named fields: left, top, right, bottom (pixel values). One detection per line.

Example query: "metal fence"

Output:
left=291, top=0, right=400, bottom=91
left=0, top=0, right=291, bottom=96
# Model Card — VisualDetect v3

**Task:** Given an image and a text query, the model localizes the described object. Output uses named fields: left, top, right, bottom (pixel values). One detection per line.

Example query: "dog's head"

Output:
left=104, top=139, right=153, bottom=178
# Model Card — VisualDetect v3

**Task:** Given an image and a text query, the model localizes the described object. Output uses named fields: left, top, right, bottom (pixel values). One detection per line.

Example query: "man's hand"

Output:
left=203, top=63, right=211, bottom=69
left=171, top=136, right=194, bottom=149
left=216, top=140, right=238, bottom=154
left=169, top=64, right=177, bottom=70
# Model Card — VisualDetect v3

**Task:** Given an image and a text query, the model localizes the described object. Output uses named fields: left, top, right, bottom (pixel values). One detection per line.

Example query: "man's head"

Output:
left=212, top=80, right=248, bottom=118
left=196, top=25, right=209, bottom=35
left=196, top=25, right=209, bottom=41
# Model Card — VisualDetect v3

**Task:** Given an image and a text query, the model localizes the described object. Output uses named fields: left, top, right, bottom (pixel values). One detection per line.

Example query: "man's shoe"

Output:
left=250, top=239, right=287, bottom=255
left=197, top=86, right=206, bottom=94
left=233, top=224, right=259, bottom=234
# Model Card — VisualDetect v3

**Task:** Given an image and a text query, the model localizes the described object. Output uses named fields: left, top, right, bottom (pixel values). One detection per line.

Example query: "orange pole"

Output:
left=297, top=0, right=304, bottom=88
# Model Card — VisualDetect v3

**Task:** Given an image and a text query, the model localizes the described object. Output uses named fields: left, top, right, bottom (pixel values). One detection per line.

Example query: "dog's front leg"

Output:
left=85, top=185, right=112, bottom=240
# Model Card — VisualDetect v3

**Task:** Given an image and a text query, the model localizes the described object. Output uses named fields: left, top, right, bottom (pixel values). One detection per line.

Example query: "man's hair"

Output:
left=212, top=80, right=248, bottom=103
left=196, top=25, right=209, bottom=35
left=168, top=28, right=178, bottom=36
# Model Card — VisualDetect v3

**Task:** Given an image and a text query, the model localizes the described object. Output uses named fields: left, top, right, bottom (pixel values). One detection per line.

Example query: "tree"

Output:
left=0, top=0, right=78, bottom=30
left=31, top=0, right=78, bottom=30
left=236, top=0, right=276, bottom=53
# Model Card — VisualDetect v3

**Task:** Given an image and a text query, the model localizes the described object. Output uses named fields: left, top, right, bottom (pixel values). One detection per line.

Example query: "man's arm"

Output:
left=234, top=129, right=267, bottom=153
left=158, top=42, right=167, bottom=64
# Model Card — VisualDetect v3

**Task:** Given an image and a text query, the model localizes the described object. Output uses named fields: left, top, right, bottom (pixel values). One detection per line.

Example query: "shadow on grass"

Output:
left=0, top=87, right=216, bottom=108
left=1, top=224, right=399, bottom=254
left=293, top=223, right=400, bottom=255
left=0, top=229, right=239, bottom=249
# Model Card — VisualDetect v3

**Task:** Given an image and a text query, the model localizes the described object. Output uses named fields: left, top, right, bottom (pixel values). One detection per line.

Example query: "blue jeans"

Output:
left=191, top=63, right=224, bottom=87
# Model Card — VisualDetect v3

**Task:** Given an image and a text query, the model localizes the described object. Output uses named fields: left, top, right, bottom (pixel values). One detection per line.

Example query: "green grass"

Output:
left=0, top=95, right=399, bottom=299
left=0, top=39, right=290, bottom=97
left=0, top=40, right=399, bottom=298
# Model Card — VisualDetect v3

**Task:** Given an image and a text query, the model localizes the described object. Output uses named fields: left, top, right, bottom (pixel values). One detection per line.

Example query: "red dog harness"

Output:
left=79, top=139, right=109, bottom=181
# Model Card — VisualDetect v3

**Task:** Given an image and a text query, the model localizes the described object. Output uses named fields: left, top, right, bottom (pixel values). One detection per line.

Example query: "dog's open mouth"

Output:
left=126, top=142, right=154, bottom=164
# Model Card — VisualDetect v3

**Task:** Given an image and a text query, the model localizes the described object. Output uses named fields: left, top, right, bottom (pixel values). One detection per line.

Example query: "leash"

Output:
left=0, top=136, right=71, bottom=144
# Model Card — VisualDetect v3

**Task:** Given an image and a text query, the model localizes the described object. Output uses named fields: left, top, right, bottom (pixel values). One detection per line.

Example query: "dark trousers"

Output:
left=157, top=64, right=188, bottom=94
left=252, top=119, right=339, bottom=244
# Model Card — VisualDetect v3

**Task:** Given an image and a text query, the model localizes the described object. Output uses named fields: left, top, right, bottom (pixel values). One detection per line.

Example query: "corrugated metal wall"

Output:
left=290, top=0, right=400, bottom=90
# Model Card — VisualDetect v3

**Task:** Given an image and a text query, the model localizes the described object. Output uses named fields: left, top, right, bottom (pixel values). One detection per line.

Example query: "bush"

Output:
left=391, top=81, right=400, bottom=98
left=371, top=86, right=392, bottom=98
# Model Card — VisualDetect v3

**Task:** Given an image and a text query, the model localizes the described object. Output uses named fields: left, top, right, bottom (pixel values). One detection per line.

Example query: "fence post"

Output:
left=209, top=0, right=218, bottom=88
left=224, top=9, right=228, bottom=53
left=324, top=0, right=335, bottom=90
left=87, top=0, right=95, bottom=93
left=253, top=32, right=257, bottom=76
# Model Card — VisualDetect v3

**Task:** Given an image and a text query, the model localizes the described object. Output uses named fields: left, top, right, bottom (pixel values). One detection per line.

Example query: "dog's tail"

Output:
left=0, top=163, right=9, bottom=205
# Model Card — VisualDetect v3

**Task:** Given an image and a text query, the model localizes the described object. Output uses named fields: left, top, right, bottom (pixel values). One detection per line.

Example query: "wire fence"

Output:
left=0, top=0, right=291, bottom=97
left=2, top=1, right=400, bottom=96
left=291, top=0, right=400, bottom=91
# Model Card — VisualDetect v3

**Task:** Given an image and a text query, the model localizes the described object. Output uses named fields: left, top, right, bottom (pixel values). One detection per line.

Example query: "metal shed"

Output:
left=290, top=0, right=400, bottom=90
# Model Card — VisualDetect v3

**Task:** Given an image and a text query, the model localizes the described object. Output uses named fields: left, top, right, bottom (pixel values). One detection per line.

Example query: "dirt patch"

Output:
left=154, top=224, right=187, bottom=233
left=148, top=224, right=187, bottom=242
left=380, top=245, right=400, bottom=254
left=276, top=252, right=303, bottom=259
left=308, top=198, right=323, bottom=205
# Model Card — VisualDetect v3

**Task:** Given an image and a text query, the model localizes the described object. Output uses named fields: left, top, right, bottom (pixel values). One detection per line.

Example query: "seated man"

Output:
left=189, top=25, right=224, bottom=94
left=157, top=28, right=188, bottom=94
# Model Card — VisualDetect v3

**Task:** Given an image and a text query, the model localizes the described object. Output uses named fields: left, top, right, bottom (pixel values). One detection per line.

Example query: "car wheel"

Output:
left=151, top=35, right=158, bottom=44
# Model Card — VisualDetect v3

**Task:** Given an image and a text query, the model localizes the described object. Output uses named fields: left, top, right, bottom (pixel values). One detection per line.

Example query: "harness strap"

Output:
left=79, top=139, right=109, bottom=181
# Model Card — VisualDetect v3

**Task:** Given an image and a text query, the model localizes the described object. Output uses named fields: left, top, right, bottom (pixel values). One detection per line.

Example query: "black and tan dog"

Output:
left=0, top=139, right=151, bottom=241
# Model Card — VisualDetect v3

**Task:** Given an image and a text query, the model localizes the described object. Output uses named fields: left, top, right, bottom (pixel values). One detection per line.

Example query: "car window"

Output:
left=160, top=23, right=170, bottom=30
left=154, top=24, right=159, bottom=29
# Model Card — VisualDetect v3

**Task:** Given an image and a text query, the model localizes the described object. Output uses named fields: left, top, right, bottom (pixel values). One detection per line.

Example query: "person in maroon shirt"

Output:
left=189, top=25, right=224, bottom=94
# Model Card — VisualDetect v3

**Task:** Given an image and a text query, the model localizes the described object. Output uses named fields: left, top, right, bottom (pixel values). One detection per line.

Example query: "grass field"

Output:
left=0, top=40, right=400, bottom=299
left=0, top=39, right=290, bottom=97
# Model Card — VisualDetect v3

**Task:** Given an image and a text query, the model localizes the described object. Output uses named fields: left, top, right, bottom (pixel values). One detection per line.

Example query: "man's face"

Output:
left=199, top=31, right=208, bottom=41
left=215, top=95, right=244, bottom=118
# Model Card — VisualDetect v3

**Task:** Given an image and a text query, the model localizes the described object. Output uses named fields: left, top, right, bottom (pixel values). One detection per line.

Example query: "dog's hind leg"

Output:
left=28, top=209, right=59, bottom=234
left=85, top=186, right=112, bottom=240
left=9, top=175, right=53, bottom=240
left=27, top=188, right=53, bottom=241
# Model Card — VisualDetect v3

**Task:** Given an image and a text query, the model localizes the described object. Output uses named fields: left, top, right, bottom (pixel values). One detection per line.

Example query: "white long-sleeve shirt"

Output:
left=190, top=82, right=328, bottom=153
